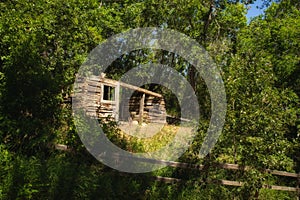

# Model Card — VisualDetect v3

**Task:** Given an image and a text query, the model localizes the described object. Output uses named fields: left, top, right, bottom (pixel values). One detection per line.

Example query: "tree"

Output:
left=0, top=0, right=125, bottom=153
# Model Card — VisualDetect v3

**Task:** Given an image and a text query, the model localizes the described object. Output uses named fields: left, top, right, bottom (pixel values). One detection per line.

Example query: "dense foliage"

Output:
left=0, top=0, right=299, bottom=199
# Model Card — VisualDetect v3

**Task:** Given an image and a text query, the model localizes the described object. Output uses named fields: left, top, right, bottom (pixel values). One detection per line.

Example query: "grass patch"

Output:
left=117, top=124, right=179, bottom=153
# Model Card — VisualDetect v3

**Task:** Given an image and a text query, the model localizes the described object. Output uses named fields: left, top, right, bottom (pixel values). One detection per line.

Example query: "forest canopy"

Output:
left=0, top=0, right=299, bottom=199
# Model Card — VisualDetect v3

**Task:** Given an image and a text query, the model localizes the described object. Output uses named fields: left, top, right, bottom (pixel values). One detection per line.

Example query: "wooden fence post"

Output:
left=139, top=93, right=145, bottom=124
left=115, top=81, right=120, bottom=122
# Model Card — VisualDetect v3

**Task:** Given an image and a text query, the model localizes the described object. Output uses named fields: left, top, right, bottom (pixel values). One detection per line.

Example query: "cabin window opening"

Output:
left=103, top=85, right=115, bottom=101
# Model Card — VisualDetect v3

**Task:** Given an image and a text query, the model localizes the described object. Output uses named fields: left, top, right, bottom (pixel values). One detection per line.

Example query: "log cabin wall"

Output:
left=119, top=92, right=166, bottom=123
left=74, top=75, right=166, bottom=124
left=73, top=76, right=102, bottom=118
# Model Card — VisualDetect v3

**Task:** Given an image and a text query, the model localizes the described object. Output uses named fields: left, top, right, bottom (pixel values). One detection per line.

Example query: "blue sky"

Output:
left=246, top=0, right=267, bottom=22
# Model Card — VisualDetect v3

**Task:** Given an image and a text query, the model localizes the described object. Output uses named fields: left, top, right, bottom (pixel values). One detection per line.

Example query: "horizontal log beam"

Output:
left=106, top=153, right=299, bottom=179
left=119, top=172, right=299, bottom=192
left=99, top=78, right=163, bottom=98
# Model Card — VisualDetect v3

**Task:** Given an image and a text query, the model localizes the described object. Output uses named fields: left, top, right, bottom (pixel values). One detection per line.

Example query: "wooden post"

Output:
left=115, top=81, right=120, bottom=122
left=139, top=94, right=145, bottom=124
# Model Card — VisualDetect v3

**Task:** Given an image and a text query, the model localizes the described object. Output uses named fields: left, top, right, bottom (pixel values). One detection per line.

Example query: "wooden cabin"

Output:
left=73, top=74, right=166, bottom=124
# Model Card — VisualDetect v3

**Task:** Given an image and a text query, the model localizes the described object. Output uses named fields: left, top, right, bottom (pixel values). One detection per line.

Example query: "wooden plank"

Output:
left=86, top=86, right=101, bottom=93
left=84, top=103, right=100, bottom=107
left=213, top=163, right=298, bottom=178
left=214, top=179, right=243, bottom=187
left=104, top=153, right=299, bottom=179
left=264, top=185, right=298, bottom=192
left=266, top=170, right=299, bottom=178
left=86, top=79, right=101, bottom=87
left=215, top=163, right=298, bottom=178
left=149, top=176, right=299, bottom=192
left=215, top=163, right=251, bottom=171
left=100, top=78, right=163, bottom=98
left=99, top=108, right=113, bottom=112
